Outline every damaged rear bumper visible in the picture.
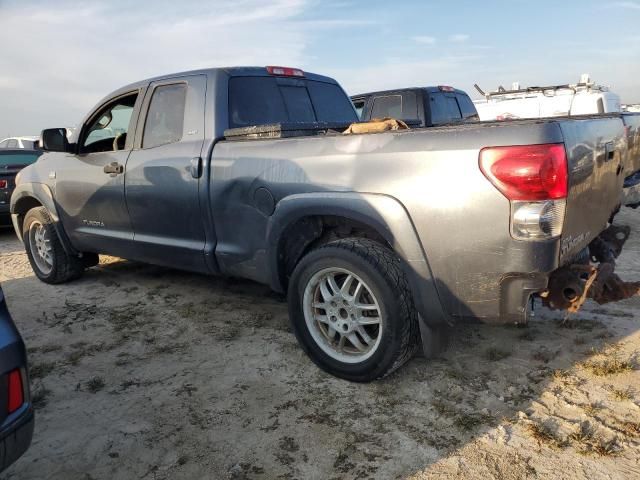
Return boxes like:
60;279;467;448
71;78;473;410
542;224;640;312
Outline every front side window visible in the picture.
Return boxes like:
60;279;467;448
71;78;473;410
142;84;187;149
7;139;18;148
82;93;138;153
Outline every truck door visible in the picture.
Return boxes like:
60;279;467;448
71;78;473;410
54;90;144;255
124;75;208;272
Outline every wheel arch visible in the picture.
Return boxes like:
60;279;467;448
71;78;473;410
10;183;78;255
266;192;449;330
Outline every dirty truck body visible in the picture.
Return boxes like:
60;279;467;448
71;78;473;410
10;67;635;381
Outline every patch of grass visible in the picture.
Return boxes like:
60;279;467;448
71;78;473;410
569;421;595;443
518;330;536;341
532;348;556;363
278;436;300;453
556;318;604;331
40;344;63;354
621;422;640;437
31;386;51;409
590;438;621;457
581;356;634;376
608;386;634;401
583;402;604;416
574;336;587;346
526;422;567;449
431;399;457;418
568;421;622;456
65;342;106;366
485;347;511;362
86;376;105;393
453;412;494;432
30;361;56;379
153;342;188;355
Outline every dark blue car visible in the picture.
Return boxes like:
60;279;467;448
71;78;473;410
0;149;43;225
0;286;33;472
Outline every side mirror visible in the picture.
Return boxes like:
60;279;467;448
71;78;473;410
41;128;72;153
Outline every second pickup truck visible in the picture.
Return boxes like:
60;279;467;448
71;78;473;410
10;66;639;381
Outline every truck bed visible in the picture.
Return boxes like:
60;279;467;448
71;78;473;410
211;114;626;322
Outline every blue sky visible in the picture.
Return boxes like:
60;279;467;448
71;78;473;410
1;0;639;136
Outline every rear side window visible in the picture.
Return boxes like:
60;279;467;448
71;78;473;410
429;93;462;125
456;94;479;120
228;77;357;128
371;95;402;119
143;84;187;149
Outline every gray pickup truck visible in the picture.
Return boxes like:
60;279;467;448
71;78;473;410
10;66;638;381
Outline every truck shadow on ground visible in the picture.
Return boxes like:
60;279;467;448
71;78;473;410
3;238;639;479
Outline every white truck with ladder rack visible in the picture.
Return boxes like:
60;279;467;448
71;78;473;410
473;74;621;120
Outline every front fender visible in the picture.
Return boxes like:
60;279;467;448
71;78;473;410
10;183;78;255
266;192;449;328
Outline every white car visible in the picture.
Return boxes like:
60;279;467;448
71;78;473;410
0;136;40;150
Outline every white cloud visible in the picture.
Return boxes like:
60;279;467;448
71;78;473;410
610;1;640;9
412;35;436;45
449;34;470;43
0;0;313;135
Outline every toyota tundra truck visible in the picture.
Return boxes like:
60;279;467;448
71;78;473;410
10;66;638;382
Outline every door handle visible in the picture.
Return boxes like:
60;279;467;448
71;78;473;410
103;162;124;176
190;157;203;179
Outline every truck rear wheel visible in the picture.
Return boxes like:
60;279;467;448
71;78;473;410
23;207;85;284
288;238;419;382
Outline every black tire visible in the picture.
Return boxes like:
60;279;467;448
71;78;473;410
22;207;85;284
288;238;420;382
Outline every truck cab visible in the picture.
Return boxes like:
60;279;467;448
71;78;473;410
351;86;479;126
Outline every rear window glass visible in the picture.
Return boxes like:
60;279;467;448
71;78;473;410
371;95;402;119
0;152;41;166
456;94;479;120
228;76;357;128
429;93;462;125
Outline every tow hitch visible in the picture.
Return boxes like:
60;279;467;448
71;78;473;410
542;224;640;312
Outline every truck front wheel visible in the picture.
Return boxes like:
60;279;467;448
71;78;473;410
23;207;85;284
288;238;419;382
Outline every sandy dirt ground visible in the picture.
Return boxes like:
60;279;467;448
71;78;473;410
1;209;640;480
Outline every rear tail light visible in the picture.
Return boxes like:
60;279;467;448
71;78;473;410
0;180;7;189
479;143;568;240
7;369;24;414
266;66;304;77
